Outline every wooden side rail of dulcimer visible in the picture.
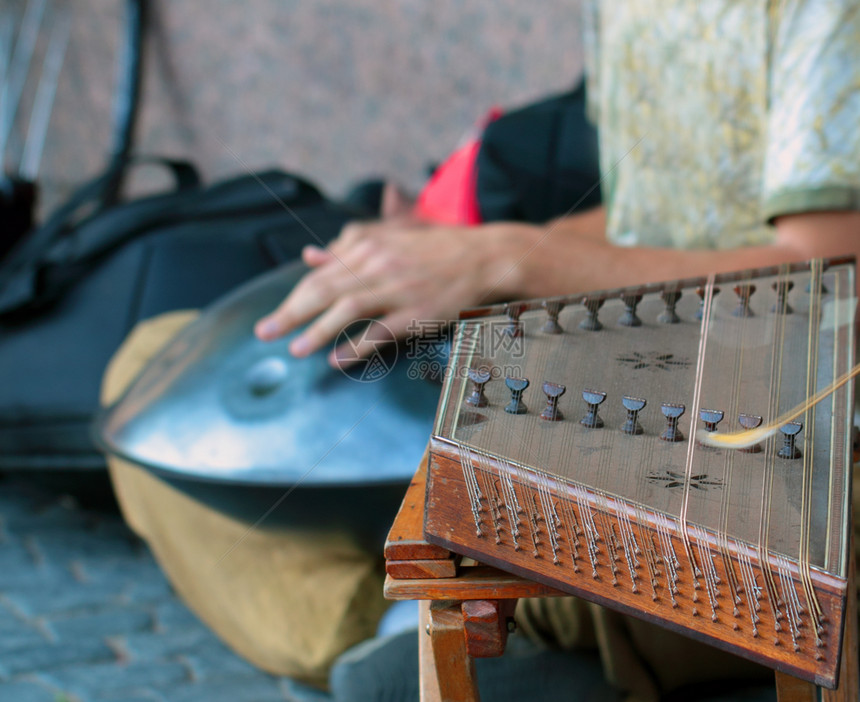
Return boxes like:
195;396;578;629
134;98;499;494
384;452;858;701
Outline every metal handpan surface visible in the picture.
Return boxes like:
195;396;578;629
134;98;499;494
93;262;439;487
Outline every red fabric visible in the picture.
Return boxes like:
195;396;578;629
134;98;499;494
414;107;502;226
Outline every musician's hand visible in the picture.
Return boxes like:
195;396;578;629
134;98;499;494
254;218;535;364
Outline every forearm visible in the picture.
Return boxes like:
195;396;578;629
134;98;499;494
487;210;860;302
256;208;859;357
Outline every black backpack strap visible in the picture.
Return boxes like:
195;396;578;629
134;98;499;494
0;156;200;316
48;168;321;269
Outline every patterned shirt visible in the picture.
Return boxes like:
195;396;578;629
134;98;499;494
582;0;860;250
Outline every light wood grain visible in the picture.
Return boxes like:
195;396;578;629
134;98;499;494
384;451;451;563
430;601;480;702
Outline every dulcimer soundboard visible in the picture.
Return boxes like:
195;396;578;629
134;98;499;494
423;258;856;687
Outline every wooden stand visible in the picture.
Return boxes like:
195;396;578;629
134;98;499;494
384;454;859;702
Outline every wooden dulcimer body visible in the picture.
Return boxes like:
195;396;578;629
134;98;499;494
424;259;856;688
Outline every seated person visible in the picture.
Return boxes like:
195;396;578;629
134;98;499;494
253;1;860;700
106;1;859;699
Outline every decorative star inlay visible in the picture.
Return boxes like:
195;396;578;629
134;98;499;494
575;443;609;458
616;351;691;372
647;470;723;490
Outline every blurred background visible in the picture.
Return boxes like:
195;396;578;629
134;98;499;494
3;0;585;217
0;4;589;701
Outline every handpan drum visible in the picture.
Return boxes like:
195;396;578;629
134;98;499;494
93;263;440;541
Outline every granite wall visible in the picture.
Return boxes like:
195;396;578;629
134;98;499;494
2;0;583;215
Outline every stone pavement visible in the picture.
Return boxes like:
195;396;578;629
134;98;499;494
0;473;332;702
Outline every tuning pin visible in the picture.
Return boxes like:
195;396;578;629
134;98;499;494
738;414;763;453
699;409;724;433
580;389;606;428
694;286;720;321
504;303;525;337
732;284;756;317
771;280;794;314
466;367;491;407
540;382;566;421
777;422;803;460
505;377;530;414
542;300;564;334
660;403;686;442
579;297;604;331
621;396;646;435
618;294;643;327
658;290;682;324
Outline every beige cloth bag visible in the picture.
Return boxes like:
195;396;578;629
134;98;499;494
101;311;388;688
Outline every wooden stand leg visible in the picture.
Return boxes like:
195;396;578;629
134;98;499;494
462;599;517;658
774;672;816;702
422;600;480;702
419;601;443;702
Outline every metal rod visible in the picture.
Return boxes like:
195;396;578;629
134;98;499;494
0;12;15;89
19;6;70;180
0;0;48;170
100;0;147;207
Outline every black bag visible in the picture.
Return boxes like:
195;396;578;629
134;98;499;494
476;81;601;224
0;160;356;471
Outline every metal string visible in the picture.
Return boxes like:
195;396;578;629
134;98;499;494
757;265;789;633
717;276;748;619
679;275;716;583
799;261;824;630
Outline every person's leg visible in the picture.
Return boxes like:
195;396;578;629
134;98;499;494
516;595;774;701
101;311;388;687
330;627;622;702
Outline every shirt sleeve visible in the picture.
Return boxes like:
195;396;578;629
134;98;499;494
580;0;602;127
763;0;860;221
